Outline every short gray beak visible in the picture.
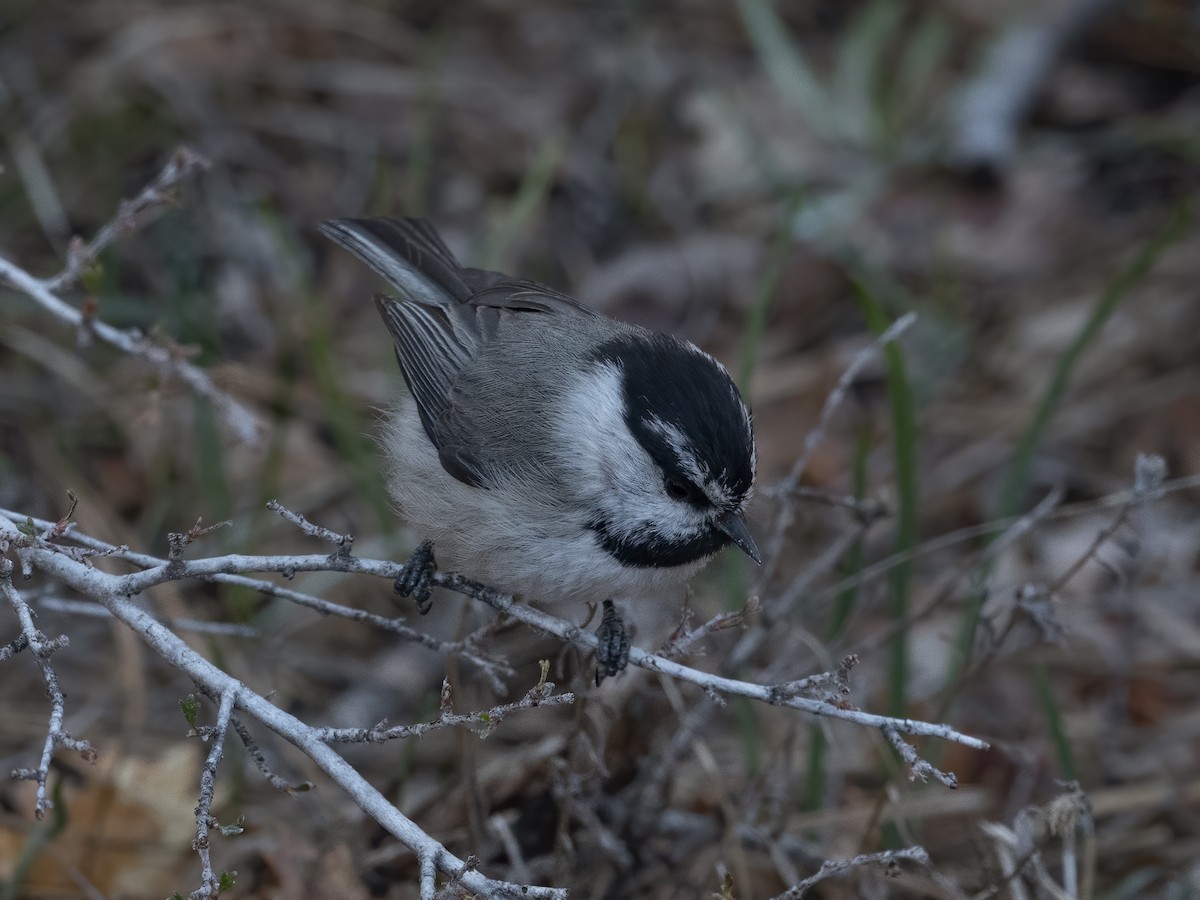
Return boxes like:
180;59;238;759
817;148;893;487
716;511;762;565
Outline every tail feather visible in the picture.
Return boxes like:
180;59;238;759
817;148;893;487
319;217;472;304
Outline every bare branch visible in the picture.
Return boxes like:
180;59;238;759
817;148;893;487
1046;454;1166;597
0;631;31;662
189;686;237;900
34;596;261;638
427;570;988;750
45;147;211;292
4;510;512;689
315;673;574;744
1;515;565;898
267;498;354;560
772;655;857;704
0;488;993;897
229;715;314;795
0;150;262;445
771;846;933;899
4;505;989;757
1;557;96;818
660;596;760;660
883;726;960;790
168;517;233;563
759;311;917;588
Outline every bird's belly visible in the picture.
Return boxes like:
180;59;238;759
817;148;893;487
381;400;708;606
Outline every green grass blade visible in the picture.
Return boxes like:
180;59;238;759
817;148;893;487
945;201;1189;699
734;0;835;140
738;188;802;391
830;426;871;639
193;396;232;523
402;34;447;217
996;204;1189;520
832;0;904;146
803;725;827;812
302;291;395;530
481;132;565;272
850;274;917;718
1035;660;1077;779
891;10;951;132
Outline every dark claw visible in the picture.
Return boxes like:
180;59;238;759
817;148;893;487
394;540;437;614
595;600;630;686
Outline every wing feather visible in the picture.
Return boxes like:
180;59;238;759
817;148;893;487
322;216;600;487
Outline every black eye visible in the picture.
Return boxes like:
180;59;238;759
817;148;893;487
665;478;691;501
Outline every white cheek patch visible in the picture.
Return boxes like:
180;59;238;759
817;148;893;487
553;364;649;498
553;364;708;540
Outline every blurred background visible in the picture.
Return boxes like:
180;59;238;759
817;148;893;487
1;0;1199;897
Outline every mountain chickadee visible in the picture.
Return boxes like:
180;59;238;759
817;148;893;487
320;217;760;679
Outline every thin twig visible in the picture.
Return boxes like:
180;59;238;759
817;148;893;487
430;569;988;750
314;676;574;744
771;846;933;899
45;148;211;292
35;596;261;638
0;516;565;899
758;312;917;590
189;686;238;900
267;499;354;560
1046;454;1166;597
1;558;95;819
660;597;760;660
3;505;989;757
229;716;314;795
5;510;512;688
0;149;261;445
883;726;959;789
808;471;1200;613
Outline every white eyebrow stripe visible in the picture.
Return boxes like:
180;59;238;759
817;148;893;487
645;415;739;507
685;340;757;495
645;416;705;483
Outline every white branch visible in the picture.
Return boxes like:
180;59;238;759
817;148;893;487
0;515;565;899
3;510;512;690
0;149;262;445
1;557;95;819
771;846;933;899
1;488;991;895
189;687;237;900
4;507;990;751
314;675;573;744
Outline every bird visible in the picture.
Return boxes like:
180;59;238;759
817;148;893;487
320;217;760;680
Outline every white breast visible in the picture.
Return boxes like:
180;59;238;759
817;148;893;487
379;396;704;608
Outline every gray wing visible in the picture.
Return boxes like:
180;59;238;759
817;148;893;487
320;216;599;486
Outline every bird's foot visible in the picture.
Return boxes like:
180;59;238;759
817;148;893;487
394;540;437;614
595;600;630;686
